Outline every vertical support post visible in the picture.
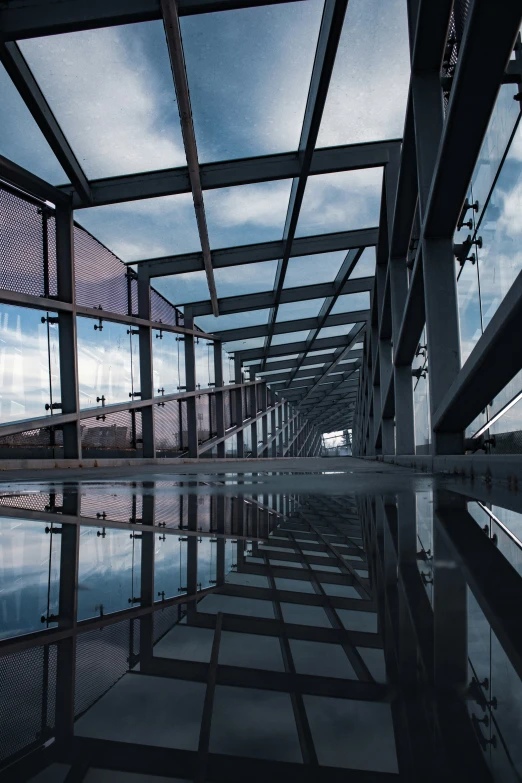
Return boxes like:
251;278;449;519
139;482;155;671
249;384;258;457
137;268;155;458
234;355;244;458
184;307;198;458
55;202;81;459
186;493;199;622
55;488;80;743
412;70;462;455
213;341;225;458
271;403;277;458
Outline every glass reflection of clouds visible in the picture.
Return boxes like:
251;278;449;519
77;316;139;409
0;303;60;425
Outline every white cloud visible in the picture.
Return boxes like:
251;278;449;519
19;24;186;178
205;181;292;228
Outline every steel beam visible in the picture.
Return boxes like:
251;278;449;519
213;309;369;343
0;44;91;203
261;0;349;366
161;0;218;316
60;141;398;208
188;275;372;316
135;228;379;277
0;0;309;41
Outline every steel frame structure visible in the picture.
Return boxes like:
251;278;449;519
351;0;522;469
3;0;521;458
0;0;400;452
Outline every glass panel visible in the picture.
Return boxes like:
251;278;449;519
271;330;310;346
0;303;61;424
0;63;68;184
77;527;141;620
204;180;292;248
330;292;370;314
474;129;522;333
266;353;299;362
155;534;186;600
317;0;409;147
180;1;323;162
351;247;376;278
413;328;430;454
416;491;433;605
153;329;186;395
197;309;271;334
0;518;61;639
316;324;357;340
214;261;278;298
153;271;209;307
295;169;382;237
77;316;138;408
276;299;325;321
198;537;217;591
195;337;215;390
472;84;521;227
77;194;201;263
226;433;238;457
223;337;266;353
491;630;522;780
284;251;347;288
19;22;185;178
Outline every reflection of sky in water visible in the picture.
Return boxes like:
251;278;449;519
0;505;240;639
0;518;61;639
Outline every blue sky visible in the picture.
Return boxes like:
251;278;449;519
1;0;410;345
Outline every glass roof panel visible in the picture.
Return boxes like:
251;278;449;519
197;309;271;334
214;261;278;298
76;194;200;262
295;169;382;237
258;368;289;376
276;299;325;321
271;330;310;346
223;337;266;352
317;0;410;147
205;180;292;248
317;324;356;340
0;63;68;184
284;251;347;288
330;292;370;314
19;22;186;179
180;1;323;163
153;271;208;306
351;248;376;278
306;347;338;356
266;354;299;363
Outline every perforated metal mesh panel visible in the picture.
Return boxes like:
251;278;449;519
0;426;62;450
153;605;179;643
224;390;233;430
0;185;58;298
196;395;211;443
0;644;57;765
151;288;178;327
154;490;182;528
80;491;142;523
154;399;183;454
490;431;522;454
210;394;217;438
74;225;129;315
75;620;131;716
81;409;142;452
0;491;52;512
181;400;188;450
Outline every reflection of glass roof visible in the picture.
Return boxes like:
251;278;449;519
2;0;410;426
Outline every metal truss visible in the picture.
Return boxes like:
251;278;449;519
352;0;522;464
